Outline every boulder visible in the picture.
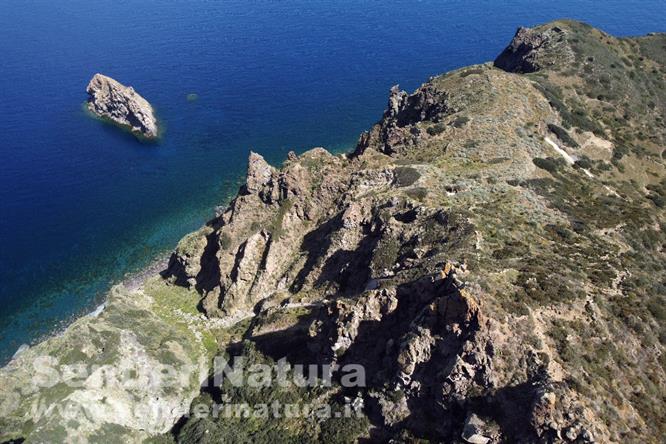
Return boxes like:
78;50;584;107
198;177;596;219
462;413;491;444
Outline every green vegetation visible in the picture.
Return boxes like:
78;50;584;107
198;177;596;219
145;277;218;358
88;424;136;444
532;157;564;173
269;199;293;240
573;156;593;170
646;178;666;208
426;122;446;136
533;81;604;135
451;115;470;128
318;414;371;444
220;232;232;250
372;237;401;271
176;341;369;443
405;187;428;202
547;123;579;148
531;23;666;173
175;226;213;258
460;67;485;77
393;166;421;187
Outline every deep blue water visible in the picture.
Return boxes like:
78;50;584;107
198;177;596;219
0;0;664;364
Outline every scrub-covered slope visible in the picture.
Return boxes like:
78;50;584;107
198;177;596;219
168;21;666;443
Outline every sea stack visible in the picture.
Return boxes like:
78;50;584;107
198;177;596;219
86;73;159;140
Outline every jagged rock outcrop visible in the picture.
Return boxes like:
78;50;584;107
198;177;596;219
462;413;493;444
164;147;359;317
164;30;662;439
244;151;277;196
86;73;159;139
493;25;576;73
355;83;449;156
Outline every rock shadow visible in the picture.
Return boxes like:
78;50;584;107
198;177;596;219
289;213;343;293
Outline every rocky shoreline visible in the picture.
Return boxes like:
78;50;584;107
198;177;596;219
6;253;172;365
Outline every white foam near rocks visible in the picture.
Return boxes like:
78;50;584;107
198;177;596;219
11;344;29;361
89;303;106;318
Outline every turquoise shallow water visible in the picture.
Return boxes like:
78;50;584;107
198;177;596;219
0;0;664;364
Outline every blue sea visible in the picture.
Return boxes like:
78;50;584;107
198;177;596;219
0;0;664;364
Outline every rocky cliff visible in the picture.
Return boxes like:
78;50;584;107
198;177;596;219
167;20;666;443
86;73;159;140
1;20;665;443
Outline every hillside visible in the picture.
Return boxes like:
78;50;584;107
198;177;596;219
1;20;665;443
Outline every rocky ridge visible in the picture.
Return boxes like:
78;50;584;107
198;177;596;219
1;20;664;443
86;73;159;140
494;25;576;73
167;20;666;443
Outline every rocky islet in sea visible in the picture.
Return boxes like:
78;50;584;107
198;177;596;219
86;73;159;140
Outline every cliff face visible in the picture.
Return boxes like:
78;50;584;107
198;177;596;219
1;20;665;443
86;73;159;139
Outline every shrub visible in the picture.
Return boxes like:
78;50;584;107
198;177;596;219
318;413;370;444
648;193;665;208
612;145;629;162
426;123;446;136
535;82;604;135
372;238;401;271
269;199;293;239
393;166;421;187
533;157;562;173
517;266;581;305
547;124;580;148
220;232;232;250
574;156;593;169
647;296;666;322
451;115;470;128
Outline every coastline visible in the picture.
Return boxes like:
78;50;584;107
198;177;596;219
0;239;215;441
121;254;170;292
6;249;172;365
1;18;664;442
